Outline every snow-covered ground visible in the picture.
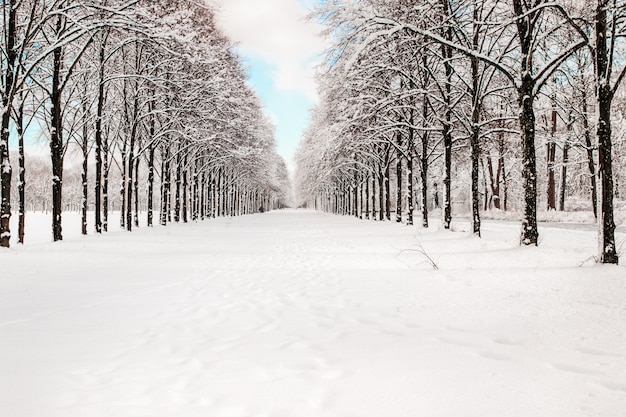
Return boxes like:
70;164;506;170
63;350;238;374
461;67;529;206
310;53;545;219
1;210;625;417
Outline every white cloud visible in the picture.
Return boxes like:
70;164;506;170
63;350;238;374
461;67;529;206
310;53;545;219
213;0;326;101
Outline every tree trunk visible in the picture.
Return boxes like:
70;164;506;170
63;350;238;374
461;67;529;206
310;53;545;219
17;99;25;244
50;23;64;242
396;132;403;223
581;90;598;218
470;128;481;237
559;119;571;212
81;91;89;236
378;169;384;221
519;80;539;245
120;137;127;229
126;113;137;232
499;137;508;211
406;106;415;226
193;158;199;221
174;144;182;222
385;162;391;221
133;145;139;228
0;0;17;248
160;144;169;226
594;0;618;264
182;154;188;223
514;0;539;246
147;142;155;227
94;31;108;234
546;97;557;211
103;134;110;232
421;93;430;228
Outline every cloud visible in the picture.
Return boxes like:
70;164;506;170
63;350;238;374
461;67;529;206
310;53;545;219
214;0;326;101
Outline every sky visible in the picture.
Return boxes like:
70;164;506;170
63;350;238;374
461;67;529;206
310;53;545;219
213;0;327;169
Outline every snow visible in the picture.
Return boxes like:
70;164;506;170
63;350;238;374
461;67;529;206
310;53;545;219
1;209;626;417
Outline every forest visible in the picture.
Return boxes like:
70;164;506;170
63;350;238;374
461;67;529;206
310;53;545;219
294;0;626;264
0;0;292;248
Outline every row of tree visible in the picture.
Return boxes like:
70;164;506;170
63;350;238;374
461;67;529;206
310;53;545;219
295;0;625;264
1;0;291;247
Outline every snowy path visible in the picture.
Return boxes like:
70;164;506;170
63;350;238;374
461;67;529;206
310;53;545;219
1;210;625;417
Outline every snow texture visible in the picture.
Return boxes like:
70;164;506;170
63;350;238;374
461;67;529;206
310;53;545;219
1;210;625;417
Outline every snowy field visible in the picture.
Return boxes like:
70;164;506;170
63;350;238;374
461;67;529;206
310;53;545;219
1;210;625;417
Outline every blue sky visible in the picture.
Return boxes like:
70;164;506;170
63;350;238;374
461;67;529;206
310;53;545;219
215;0;326;170
243;58;314;164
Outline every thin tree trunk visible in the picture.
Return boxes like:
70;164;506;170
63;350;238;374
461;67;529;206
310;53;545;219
81;89;89;236
17;99;25;244
547;96;557;211
378;169;384;221
365;172;370;219
421;91;430;228
133;145;139;228
50;19;64;242
559;118;571;212
147;142;155;227
396;132;403;223
94;31;108;234
385;162;391;221
160;144;169;226
120;138;127;229
182;154;188;223
103;135;110;232
581;90;598;218
174;144;181;222
441;0;453;230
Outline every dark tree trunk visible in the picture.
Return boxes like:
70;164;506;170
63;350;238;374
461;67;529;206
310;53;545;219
133;144;139;228
103;135;110;232
469;22;481;236
487;157;502;209
370;175;375;220
182;154;188;223
421;93;430;228
385;162;391;221
441;0;453;230
594;0;618;264
407;107;415;226
0;0;17;248
17;100;25;244
519;81;538;245
201;170;206;220
126;103;138;231
559;119;571;212
365;171;370;220
174;144;182;222
147;142;155;227
581;91;598;218
499;138;508;211
378;169;384;221
50;22;64;242
120;138;127;229
546;98;557;211
470;129;481;237
94;31;108;234
81;92;89;236
396;132;403;223
193;158;199;221
514;0;539;246
160;144;169;226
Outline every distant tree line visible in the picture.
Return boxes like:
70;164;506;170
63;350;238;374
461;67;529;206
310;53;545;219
1;0;291;247
295;0;626;264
